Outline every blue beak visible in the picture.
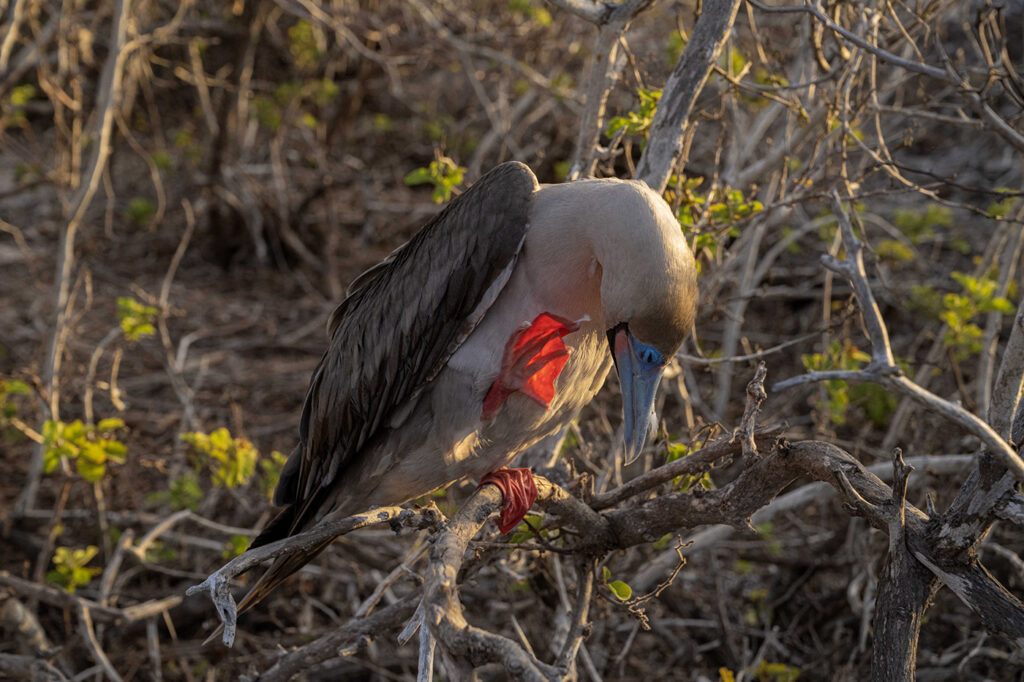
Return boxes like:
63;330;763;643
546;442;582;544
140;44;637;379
610;327;666;465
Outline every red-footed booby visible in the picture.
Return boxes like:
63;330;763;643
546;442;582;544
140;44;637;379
238;161;697;614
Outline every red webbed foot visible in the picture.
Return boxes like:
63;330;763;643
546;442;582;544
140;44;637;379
478;467;538;534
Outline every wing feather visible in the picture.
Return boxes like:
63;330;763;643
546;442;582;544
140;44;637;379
273;161;537;526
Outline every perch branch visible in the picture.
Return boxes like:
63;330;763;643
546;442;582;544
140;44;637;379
589;424;785;510
418;484;561;680
739;362;768;460
187;505;443;647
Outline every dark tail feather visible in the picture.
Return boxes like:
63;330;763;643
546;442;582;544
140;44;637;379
236;537;334;615
202;537;334;646
239;492;336;616
248;503;298;550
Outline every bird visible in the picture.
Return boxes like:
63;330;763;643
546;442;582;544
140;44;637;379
234;161;698;617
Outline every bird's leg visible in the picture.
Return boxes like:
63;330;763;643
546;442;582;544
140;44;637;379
478;467;538;534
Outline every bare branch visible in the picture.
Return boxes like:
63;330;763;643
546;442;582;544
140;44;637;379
256;596;419;682
419;484;560;680
187;505;443;647
635;0;743;192
739;362;768;460
20;0;134;513
589;424;785;510
774;191;1024;482
566;0;658;178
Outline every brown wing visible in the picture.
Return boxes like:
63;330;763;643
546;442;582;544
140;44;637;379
256;161;537;543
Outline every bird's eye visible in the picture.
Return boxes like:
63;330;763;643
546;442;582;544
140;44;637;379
637;343;663;368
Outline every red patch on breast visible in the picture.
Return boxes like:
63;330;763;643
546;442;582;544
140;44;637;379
481;312;581;420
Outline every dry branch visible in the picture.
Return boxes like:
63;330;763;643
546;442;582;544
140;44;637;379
635;0;743;192
188;505;443;647
773;191;1024;482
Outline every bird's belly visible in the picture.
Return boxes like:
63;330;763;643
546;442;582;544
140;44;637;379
464;326;611;476
342;326;610;513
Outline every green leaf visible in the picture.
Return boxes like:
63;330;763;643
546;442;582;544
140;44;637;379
608;580;632;601
97;418;125;432
181;427;258;488
10;84;37;107
404;168;432;185
48;545;101;593
117;297;158;341
259;450;289;500
126;197;155;227
168;472;203;511
222;534;250;559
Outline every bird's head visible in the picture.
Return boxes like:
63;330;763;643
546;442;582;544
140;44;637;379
593;181;698;464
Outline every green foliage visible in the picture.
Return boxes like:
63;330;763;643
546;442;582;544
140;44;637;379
181;428;258;488
801;341;870;426
601;565;633;601
126;197;155;227
676;471;713;493
288;20;320;70
755;661;801;681
754;521;782;556
117;297;158;341
222;534;250;559
937;272;1015;360
151;149;173;171
987;188;1016;219
173;472;203;511
252;78;338;133
172;126;203;166
754;67;790;88
707;188;764;223
508;0;552;26
733;559;753;574
420;113;455;142
371;113;394;132
606;87;661;139
404;157;466;203
1;83;37;131
47;546;102;593
652;533;673;550
143;540;177;563
507;514;546;543
851;382;898;426
608;580;632;601
875;239;914;263
802;341;900;426
909;284;943;318
893;205;952;243
670;175;763;272
259;450;289;500
665;442;690;462
728;47;747;75
145;470;203;512
42;418;127;483
9;83;36;106
672;177;763;231
667;32;686;65
0;378;30;420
